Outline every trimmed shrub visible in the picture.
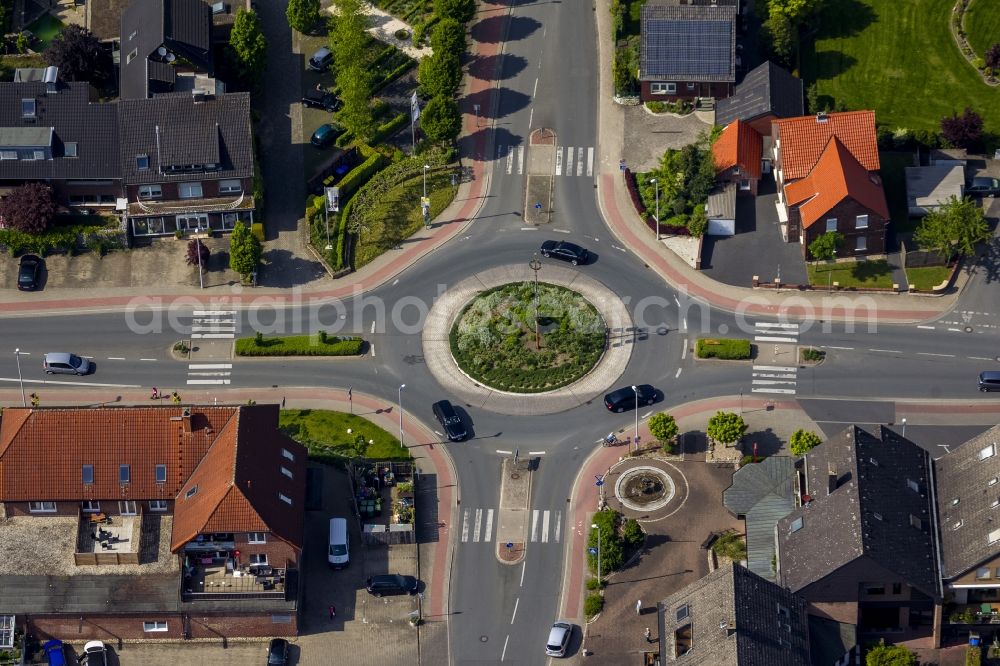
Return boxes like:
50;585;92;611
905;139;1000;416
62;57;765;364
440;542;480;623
585;577;605;590
584;593;604;618
235;334;364;356
696;338;751;360
370;112;408;144
711;531;747;561
622;518;644;548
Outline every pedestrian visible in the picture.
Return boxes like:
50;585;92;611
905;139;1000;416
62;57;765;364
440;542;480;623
329;605;336;620
636;599;642;615
645;627;652;643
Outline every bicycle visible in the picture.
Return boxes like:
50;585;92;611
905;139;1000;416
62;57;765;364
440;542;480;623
603;433;625;447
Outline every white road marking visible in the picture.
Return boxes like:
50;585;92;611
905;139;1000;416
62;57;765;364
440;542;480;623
370;344;375;357
0;377;141;388
392;279;399;285
520;227;539;231
948;328;962;332
552;228;571;234
517;146;524;175
461;509;470;543
193;310;236;316
823;346;854;350
186;379;232;385
681;344;687;360
485;509;494;542
916;325;935;330
554;511;562;543
641;411;653;418
510;597;519;624
753;372;798;379
140;358;157;362
473;508;483;542
532;77;538;97
506;147;513;174
754;322;799;330
675;368;682;378
496;449;513;455
917;352;955;358
752;365;797;372
751;387;797;394
433;431;444;437
370;320;376;334
869;349;902;353
566;147;574;175
673;296;680;307
752;379;797;386
188;363;233;369
576;147;584;176
107;357;126;360
611;245;626;253
682;319;687;331
969;356;992;361
555;147;563;176
527;108;533;128
541;510;551;543
501;635;510;662
754;335;798;343
531;510;539;542
528;451;546;455
520;561;526;587
586;147;594;177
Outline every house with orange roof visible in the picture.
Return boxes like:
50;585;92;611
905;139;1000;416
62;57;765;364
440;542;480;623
0;404;307;641
772;110;889;259
713;119;763;196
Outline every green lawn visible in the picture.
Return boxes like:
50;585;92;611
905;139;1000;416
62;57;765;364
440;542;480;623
235;334;364;356
279;409;413;461
905;264;952;290
801;0;1000;142
807;260;894;289
27;14;64;50
965;0;1000;57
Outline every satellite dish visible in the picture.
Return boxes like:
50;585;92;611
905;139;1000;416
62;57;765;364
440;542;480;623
166;53;176;63
157;46;167;57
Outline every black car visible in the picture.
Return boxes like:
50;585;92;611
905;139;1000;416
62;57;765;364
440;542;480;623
967;177;1000;196
604;384;657;412
311;123;345;149
432;399;467;441
266;638;289;666
366;573;419;597
540;240;589;265
17;254;41;290
302;89;343;112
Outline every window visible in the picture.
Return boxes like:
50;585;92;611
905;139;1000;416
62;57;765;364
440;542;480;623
185;485;198;499
119;464;131;484
281;466;293;479
149;500;168;512
0;151;16;160
82;501;100;512
952;497;960;506
872;512;883;521
978;568;992;580
129;29;137;40
739;179;750;190
138;184;162;199
24;151;43;161
869;457;879;467
686;82;695;90
993;477;1000;486
865;585;885;595
28;501;56;512
907;478;919;492
892;583;902;595
675;605;689;622
248;532;266;544
991;529;1000;544
909;514;922;530
21;99;35;118
142;621;168;632
992;498;1000;509
954;519;964;530
155;464;167;483
126;48;138;64
856;236;867;251
789;517;803;533
218;179;242;194
178;182;203;199
282;448;295;462
981;443;997;460
825;218;837;232
136;154;149;170
855;214;869;229
279;493;292;505
777;604;790;619
650;82;676;95
249;553;268;564
64;142;78;158
120;500;137;515
82;464;94;484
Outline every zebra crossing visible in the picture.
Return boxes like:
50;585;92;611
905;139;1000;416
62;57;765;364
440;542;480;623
494;145;595;177
459;508;562;545
751;322;799;395
186;310;236;385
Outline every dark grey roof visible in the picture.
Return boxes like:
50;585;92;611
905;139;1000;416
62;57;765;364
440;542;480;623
706;182;736;220
935;424;1000;580
807;615;856;666
716;61;804;127
117;91;253;185
120;0;213;100
724;456;796;580
656;563;811;665
640;4;736;82
776;426;939;598
0;82;120;180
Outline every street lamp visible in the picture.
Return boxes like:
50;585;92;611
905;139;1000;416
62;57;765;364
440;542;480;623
901;418;907;438
632;385;639;452
422;164;431;229
649;178;660;240
14;348;25;407
398;384;406;448
591;522;602;584
529;253;542;349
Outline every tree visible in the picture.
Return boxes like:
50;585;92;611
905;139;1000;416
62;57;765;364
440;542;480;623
765;0;823;24
338;70;376;140
44;25;113;87
0;182;57;235
286;0;322;34
789;429;822;456
706;411;747;447
940;107;984;151
431;18;467;56
808;231;844;260
331;0;375;140
418;52;462;99
229;8;268;86
763;12;796;67
420;95;462;144
865;642;917;666
914;195;990;259
648;413;679;443
186;239;210;266
434;0;476;23
985;43;1000;70
229;221;261;278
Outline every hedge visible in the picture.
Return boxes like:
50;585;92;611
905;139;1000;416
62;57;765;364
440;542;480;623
370;112;408;145
0;219;125;257
370;59;416;96
235;334;365;356
336;144;388;200
696;338;752;360
584;593;604;618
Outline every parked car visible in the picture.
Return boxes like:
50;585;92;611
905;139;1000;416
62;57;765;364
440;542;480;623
604;384;657;412
366;573;419;597
311;123;345;149
266;638;289;666
432;399;467;441
540;240;589;265
43;352;91;375
301;89;343;112
308;46;333;71
80;641;107;666
966;177;1000;196
17;253;41;290
545;621;573;657
43;640;66;666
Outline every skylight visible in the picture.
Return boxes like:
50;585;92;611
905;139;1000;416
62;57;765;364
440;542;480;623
21;99;35;118
82;464;94;485
790;517;803;533
185;485;198;499
990;528;1000;544
981;443;996;460
136;154;149;170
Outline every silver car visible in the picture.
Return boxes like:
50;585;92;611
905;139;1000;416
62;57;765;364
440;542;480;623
43;352;91;375
545;620;573;657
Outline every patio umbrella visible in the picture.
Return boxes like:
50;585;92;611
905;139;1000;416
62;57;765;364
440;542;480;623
981;603;992;614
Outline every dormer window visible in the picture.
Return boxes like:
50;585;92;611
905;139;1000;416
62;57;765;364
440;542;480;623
21;99;35;118
185;485;198;499
136;154;149;170
64;142;77;158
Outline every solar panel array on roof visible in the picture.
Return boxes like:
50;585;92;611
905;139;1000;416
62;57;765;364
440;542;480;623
640;4;736;82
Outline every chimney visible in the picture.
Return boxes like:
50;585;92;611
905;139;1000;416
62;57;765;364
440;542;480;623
827;463;837;494
182;408;192;433
816;111;829;123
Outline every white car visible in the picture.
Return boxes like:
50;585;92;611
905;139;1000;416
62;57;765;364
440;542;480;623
81;641;107;666
545;621;573;657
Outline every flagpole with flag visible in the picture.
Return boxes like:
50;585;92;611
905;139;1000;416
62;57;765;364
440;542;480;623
410;91;420;154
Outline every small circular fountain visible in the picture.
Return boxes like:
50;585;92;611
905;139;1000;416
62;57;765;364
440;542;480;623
614;466;675;511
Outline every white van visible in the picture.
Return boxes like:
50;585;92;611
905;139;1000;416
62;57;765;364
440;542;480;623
328;518;350;568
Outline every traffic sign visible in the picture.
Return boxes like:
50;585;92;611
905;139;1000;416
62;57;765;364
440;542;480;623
595;480;604;487
619;159;626;172
505;542;513;549
534;202;542;211
588;547;598;555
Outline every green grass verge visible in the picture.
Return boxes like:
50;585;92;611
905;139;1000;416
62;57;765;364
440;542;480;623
965;0;1000;57
807;260;894;288
801;0;1000;141
235;334;364;356
27;14;65;49
279;409;412;461
906;264;952;290
696;338;751;360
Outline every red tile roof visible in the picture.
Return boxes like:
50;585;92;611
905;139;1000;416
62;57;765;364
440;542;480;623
774;110;880;181
713;119;763;179
784;136;889;230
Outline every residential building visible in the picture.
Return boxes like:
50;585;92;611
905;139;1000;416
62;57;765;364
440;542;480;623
0;404;305;640
772;111;888;258
713;119;763;196
716;61;804;138
656;563;811;665
639;4;736;103
90;0;249;44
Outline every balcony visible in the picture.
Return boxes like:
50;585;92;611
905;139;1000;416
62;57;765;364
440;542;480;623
947;604;1000;625
73;512;141;565
182;561;290;600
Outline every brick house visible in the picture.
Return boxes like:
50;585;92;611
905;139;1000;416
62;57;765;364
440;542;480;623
712;119;762;196
638;3;736;103
0;404;306;641
772;110;889;259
